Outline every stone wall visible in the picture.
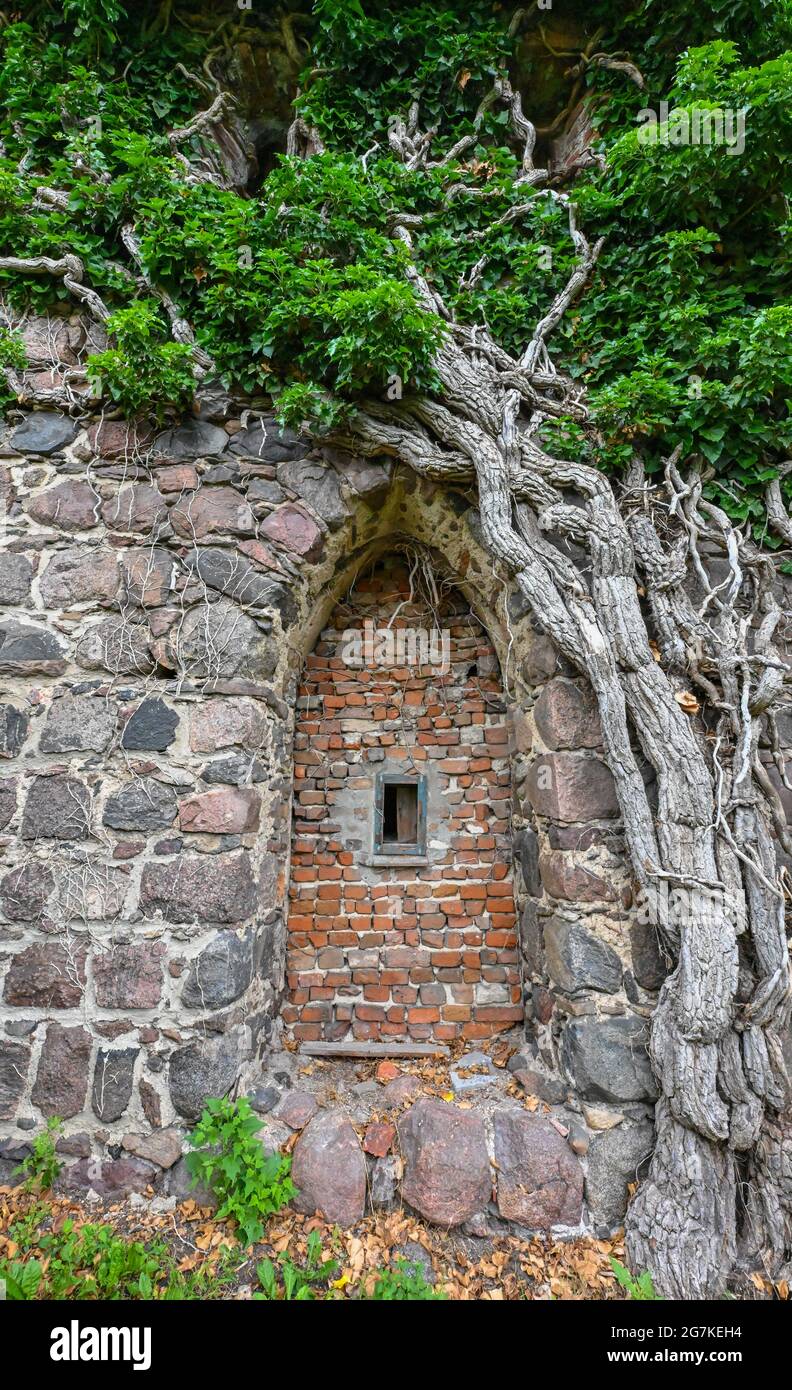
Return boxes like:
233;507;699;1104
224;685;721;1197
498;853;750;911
284;554;522;1045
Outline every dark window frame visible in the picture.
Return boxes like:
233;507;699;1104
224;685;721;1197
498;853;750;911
373;773;427;857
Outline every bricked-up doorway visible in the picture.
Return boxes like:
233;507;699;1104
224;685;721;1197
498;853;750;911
284;552;523;1046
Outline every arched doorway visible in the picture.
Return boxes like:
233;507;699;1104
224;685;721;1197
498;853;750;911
282;549;523;1047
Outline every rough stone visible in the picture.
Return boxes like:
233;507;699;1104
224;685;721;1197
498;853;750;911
12;412;78;454
103;777;177;832
248;1085;280;1115
533;679;602;750
229;419;308;462
0;552;33;604
562;1017;657;1104
141;852;256;924
121;697;178;751
0;618;67;675
543;919;623;994
168;1035;240;1119
92;1047;138;1121
93;942;165;1009
4;942;86;1008
370;1153;399;1209
189;697;266;753
526;753;619;822
538;852;618;903
0;703;28;758
170;486;254;539
278;458;349;529
513;827;541;896
382;1073;422;1106
273;1089;319;1130
101;484;168;535
40;693;116;753
57;1156;157;1198
176;600;276;681
0;1041;30;1120
449;1051;497;1094
154;419;229;460
87;417;156;459
0;860;55;920
259;503;324;560
178;786;260;834
493;1109;584;1229
362;1121;396;1157
0;777;16;830
256;1118;292;1156
120;548;173;607
292;1111;367;1228
187;546;287;613
39;548;119;607
122;1129;182;1169
585;1122;655;1230
512;1066;568;1106
75;616;153;676
328;452;392;506
181;928;254;1008
398;1098;491;1227
32;1023;91;1118
21;774;91;839
629;919;669;992
166;1155;216;1207
27;480;99;530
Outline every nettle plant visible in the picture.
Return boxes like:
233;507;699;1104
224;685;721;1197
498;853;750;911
1;0;792;1301
186;1096;296;1246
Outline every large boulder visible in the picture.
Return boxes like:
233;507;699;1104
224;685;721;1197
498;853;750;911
291;1111;366;1228
398;1098;491;1227
493;1109;583;1229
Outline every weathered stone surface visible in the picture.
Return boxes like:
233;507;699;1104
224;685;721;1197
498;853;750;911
170;486;254;539
101;485;168;534
178;787;260;834
292;1111;367;1227
512;1065;568;1105
248;1085;280;1115
278;458;349;529
187;546;286;612
103;777;177;831
259;503;323;560
0;860;54;919
201;754;266;785
370;1154;399;1209
120;547;173;607
562;1017;657;1103
363;1121;396;1157
629;919;669;992
398;1098;491;1227
40;693;116;753
87;417;156;459
0;777;16;830
0;618;67;674
0;703;28;758
189;697;266;752
526;754;619;822
166;1155;216;1207
122;1129;182;1169
57;1156;157;1198
32;1023;91;1118
21;774;91;839
181;928;254;1008
141;852;255;924
177;600;276;681
327;451;392;505
493;1110;584;1229
27;480;99;530
533;679;602;750
382;1073;422;1106
93;942;165;1009
92;1046;138;1121
0;1041;30;1120
139;1078;162;1128
521;633;558;684
75;616;153;675
543;919;623;994
168;1035;240;1119
39;547;119;607
274;1089;319;1131
121;697;178;751
12;411;78;454
229;419;308;462
154;419;229;460
4;942;86;1008
538;852;618;903
513;826;541;896
59;865;127;922
0;552;33;604
585;1122;654;1230
19;315;81;365
256;1118;292;1156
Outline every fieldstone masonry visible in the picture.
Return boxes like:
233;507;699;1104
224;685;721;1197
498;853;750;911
0;311;789;1237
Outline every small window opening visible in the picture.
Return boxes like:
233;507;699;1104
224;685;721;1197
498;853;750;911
374;775;426;856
